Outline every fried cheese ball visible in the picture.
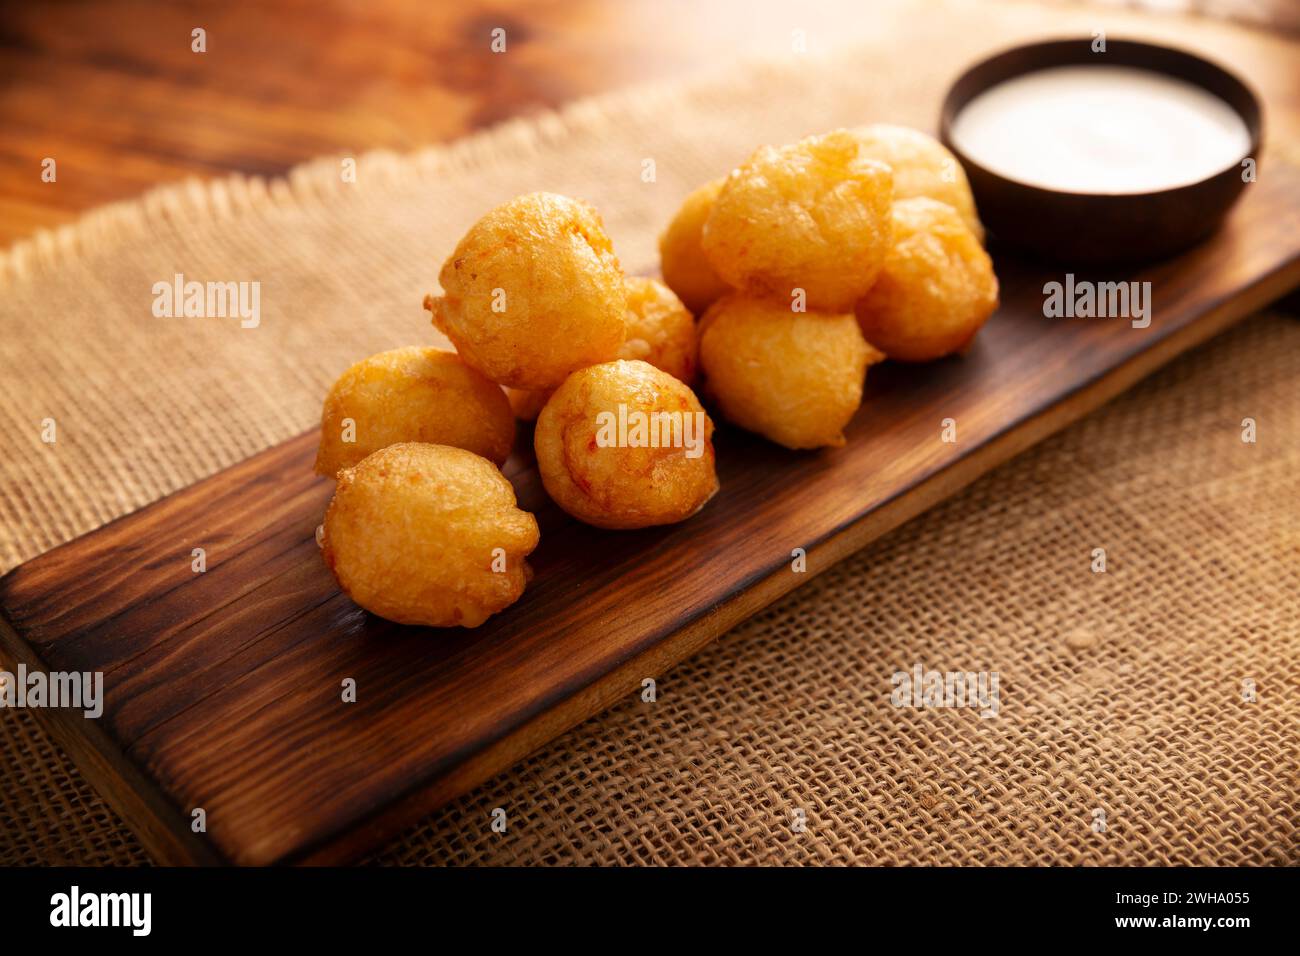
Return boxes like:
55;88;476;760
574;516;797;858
701;130;894;311
506;386;551;422
505;277;698;422
425;192;627;390
658;178;732;314
321;443;539;627
620;276;697;384
534;360;718;529
850;123;985;242
315;347;514;477
699;293;878;450
854;198;999;363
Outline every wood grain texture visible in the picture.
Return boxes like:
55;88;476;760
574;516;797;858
0;0;911;247
4;0;1300;248
3;162;1299;865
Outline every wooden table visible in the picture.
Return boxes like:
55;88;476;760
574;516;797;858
7;0;1295;250
0;0;890;246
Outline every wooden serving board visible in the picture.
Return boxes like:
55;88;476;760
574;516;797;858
4;164;1300;865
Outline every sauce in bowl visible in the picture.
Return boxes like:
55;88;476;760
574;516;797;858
949;65;1251;194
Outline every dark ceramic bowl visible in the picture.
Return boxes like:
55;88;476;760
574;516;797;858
938;38;1262;265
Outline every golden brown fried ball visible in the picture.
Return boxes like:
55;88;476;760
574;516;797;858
849;123;985;242
701;130;894;311
658;178;731;314
504;277;698;422
321;443;539;627
534;360;718;529
315;346;514;477
621;276;697;385
854;198;998;363
505;386;550;422
425;192;627;390
699;293;878;450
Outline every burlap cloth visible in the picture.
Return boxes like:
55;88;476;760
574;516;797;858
2;0;1297;865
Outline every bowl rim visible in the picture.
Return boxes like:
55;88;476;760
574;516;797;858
937;36;1264;202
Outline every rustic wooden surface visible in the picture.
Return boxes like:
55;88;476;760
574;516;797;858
5;0;1299;248
0;0;897;246
3;161;1298;865
4;0;1300;866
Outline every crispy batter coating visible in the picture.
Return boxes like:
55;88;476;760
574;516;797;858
658;178;732;314
620;276;698;385
854;198;998;362
534;360;718;529
699;293;878;449
701;130;894;311
425;192;627;390
314;347;514;477
321;443;539;627
850;124;985;242
505;277;698;422
506;386;550;422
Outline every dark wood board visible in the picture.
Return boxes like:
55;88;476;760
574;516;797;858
3;164;1300;865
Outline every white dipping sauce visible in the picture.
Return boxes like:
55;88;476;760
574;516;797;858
949;65;1251;194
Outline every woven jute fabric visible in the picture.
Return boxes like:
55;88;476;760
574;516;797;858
1;0;1297;865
